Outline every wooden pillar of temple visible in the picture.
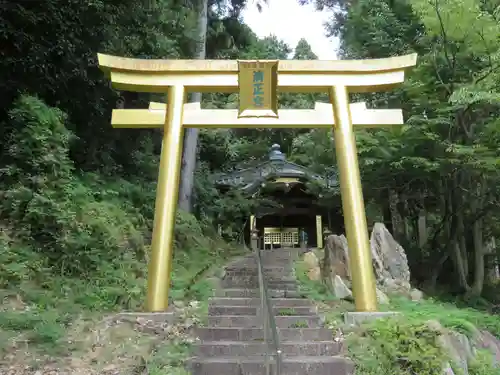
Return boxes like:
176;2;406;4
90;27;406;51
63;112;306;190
316;215;323;248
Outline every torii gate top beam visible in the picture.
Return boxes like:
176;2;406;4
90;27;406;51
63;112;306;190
97;53;417;94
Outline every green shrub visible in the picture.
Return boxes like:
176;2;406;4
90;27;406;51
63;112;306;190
388;297;500;337
348;318;447;375
0;95;245;357
0;95;146;276
0;230;49;287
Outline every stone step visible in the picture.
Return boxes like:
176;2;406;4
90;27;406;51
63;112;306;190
220;280;298;289
208;297;313;308
222;274;296;282
226;261;295;269
225;265;293;272
208;305;316;316
221;277;297;284
222;275;296;282
196;327;333;341
207;315;321;328
216;289;302;298
267;281;298;288
194;340;342;357
233;252;296;259
243;255;296;262
188;355;354;375
230;262;293;269
225;264;293;271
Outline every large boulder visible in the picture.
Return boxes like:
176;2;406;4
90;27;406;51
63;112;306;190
303;251;321;281
370;222;411;292
325;234;350;279
426;320;500;374
324;222;413;297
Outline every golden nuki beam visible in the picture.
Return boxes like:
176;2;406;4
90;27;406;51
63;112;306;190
110;102;404;129
97;53;417;313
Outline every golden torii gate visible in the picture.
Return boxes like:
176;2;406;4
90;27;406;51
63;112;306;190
98;54;417;313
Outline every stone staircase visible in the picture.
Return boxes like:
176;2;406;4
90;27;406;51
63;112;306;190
189;249;354;375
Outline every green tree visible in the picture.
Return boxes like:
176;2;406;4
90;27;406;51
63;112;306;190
293;38;318;59
302;0;500;296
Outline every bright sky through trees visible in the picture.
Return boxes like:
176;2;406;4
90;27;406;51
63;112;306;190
242;0;339;60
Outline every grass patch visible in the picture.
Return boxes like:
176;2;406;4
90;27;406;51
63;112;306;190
0;215;244;372
290;321;309;328
145;340;192;375
384;297;500;337
294;256;500;337
277;308;296;316
347;317;447;375
293;257;500;375
294;259;338;302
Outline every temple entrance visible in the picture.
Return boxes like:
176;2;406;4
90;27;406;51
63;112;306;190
256;213;319;248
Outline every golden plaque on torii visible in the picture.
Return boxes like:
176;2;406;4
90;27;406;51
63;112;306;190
237;60;278;118
97;53;417;313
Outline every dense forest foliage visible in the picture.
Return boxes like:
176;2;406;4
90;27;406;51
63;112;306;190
0;0;499;313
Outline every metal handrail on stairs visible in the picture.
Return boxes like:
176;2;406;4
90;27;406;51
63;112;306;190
254;237;282;375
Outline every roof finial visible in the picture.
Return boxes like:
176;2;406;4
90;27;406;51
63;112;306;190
269;144;285;161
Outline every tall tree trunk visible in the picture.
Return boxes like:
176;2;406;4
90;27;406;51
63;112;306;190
448;187;469;291
470;181;486;297
389;189;404;241
470;215;485;296
402;194;411;243
428;252;449;291
485;237;498;283
177;0;208;212
382;189;394;234
457;212;468;277
417;209;427;249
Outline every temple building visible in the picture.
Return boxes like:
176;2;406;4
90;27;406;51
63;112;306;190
214;144;342;249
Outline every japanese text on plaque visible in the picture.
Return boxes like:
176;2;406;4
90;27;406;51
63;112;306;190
252;70;264;107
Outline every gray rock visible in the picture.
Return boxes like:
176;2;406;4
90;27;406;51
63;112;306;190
333;275;353;300
376;288;390;304
324;223;413;299
473;330;500;365
325;234;350;280
410;288;424;301
443;364;455;374
442;331;473;374
427;320;476;374
370;223;411;290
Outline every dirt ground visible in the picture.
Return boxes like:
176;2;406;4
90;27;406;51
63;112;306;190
0;297;202;375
